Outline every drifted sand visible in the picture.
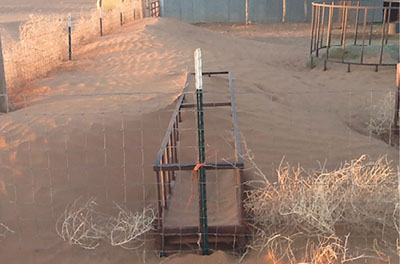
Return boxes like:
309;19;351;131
0;8;398;264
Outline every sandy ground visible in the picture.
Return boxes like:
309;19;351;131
0;1;399;263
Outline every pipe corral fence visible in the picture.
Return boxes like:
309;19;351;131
310;0;400;71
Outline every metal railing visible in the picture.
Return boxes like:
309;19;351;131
310;1;400;71
153;71;245;255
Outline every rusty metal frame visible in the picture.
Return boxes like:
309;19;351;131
310;1;399;71
153;71;245;256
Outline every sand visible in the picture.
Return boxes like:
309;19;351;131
0;1;399;263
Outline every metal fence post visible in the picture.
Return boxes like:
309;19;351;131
68;13;72;60
194;48;209;256
245;0;249;25
392;63;400;137
0;33;8;113
100;8;103;36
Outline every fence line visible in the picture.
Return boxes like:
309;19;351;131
0;1;161;112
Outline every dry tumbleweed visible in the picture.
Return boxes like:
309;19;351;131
56;197;155;250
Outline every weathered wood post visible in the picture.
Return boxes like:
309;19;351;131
0;33;8;113
194;48;209;256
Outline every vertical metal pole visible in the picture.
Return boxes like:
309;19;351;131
68;13;72;61
354;1;360;45
369;10;374;45
392;63;400;135
304;0;308;22
0;33;8;113
315;5;321;57
120;7;123;26
100;8;103;36
379;9;388;65
392;63;400;136
324;4;333;71
342;7;348;50
385;2;392;44
319;4;326;49
194;48;209;256
340;1;346;46
361;8;368;64
310;5;316;56
282;0;287;23
245;0;249;25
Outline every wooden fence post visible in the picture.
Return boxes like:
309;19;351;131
0;33;8;113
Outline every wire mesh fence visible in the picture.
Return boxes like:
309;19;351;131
0;1;147;97
0;70;398;262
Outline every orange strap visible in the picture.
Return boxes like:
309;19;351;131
186;163;206;210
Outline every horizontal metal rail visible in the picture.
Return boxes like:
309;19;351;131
153;161;244;171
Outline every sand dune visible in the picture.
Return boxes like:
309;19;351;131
0;10;398;264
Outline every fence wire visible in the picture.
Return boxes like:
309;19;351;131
0;71;398;262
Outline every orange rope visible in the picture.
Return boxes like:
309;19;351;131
186;163;206;210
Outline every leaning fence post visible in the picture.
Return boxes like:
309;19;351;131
99;8;103;36
194;48;209;256
68;13;72;60
0;34;8;113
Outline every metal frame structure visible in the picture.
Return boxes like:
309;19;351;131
310;1;399;71
153;71;245;256
151;1;161;17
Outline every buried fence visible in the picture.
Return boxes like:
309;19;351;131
310;0;400;72
0;73;398;261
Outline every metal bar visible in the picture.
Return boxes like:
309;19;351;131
385;3;392;44
368;14;373;45
392;63;400;136
319;3;326;49
229;72;243;164
340;1;346;46
68;13;72;61
354;1;360;45
165;144;172;195
0;33;8;113
99;8;103;37
315;5;321;57
154;73;190;167
310;5;316;55
201;71;230;76
154;162;244;171
342;7;348;51
161;225;245;235
181;102;231;108
361;8;368;64
379;9;388;65
324;4;334;71
194;48;209;256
